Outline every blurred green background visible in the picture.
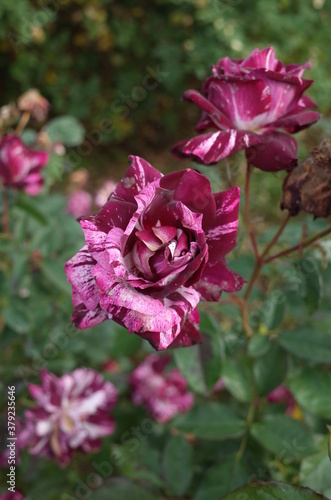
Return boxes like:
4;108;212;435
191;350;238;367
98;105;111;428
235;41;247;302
1;0;331;177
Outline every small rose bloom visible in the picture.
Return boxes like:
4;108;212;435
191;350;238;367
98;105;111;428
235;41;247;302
172;47;320;171
17;368;118;465
65;156;243;351
130;354;193;423
17;89;50;122
67;190;93;218
0;134;49;195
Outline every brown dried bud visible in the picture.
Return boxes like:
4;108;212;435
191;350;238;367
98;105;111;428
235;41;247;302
17;89;50;122
281;139;331;218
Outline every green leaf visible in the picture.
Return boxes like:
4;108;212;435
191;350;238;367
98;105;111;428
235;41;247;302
44;116;85;146
16;196;48;225
263;289;286;330
300;436;331;497
162;434;193;496
173;403;245;440
278;328;331;364
250;414;316;458
222;356;254;402
39;259;71;295
194;457;249;500
248;334;271;357
253;342;287;396
222;481;329;499
295;258;322;314
287;368;331;419
173;345;207;395
86;480;156;500
199;313;222;390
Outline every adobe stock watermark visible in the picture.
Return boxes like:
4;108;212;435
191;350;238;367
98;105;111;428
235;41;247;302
60;418;157;500
48;65;169;181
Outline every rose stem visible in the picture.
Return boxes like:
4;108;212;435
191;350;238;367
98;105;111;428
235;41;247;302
15;111;31;135
235;397;256;464
244;163;259;259
1;184;10;234
264;225;331;264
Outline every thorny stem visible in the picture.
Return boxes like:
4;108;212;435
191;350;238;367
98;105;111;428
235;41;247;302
244;163;259;259
15;111;31;135
264;225;331;263
1;184;10;234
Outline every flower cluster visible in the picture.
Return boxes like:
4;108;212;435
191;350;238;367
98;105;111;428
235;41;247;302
17;368;118;465
172;47;319;171
130;354;194;422
65;155;243;350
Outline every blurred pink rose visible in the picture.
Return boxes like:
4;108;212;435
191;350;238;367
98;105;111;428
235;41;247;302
95;179;118;208
17;368;118;465
0;492;24;500
67;190;93;218
172;47;320;171
130;354;193;423
267;385;296;415
65;156;243;351
0;135;49;195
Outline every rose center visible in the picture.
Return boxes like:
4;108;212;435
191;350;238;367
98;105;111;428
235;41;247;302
132;225;198;281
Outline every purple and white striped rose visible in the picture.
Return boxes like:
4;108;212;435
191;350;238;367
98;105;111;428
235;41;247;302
65;156;243;351
17;368;118;465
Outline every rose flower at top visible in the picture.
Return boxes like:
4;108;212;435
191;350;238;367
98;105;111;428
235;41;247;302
172;47;320;172
65;156;244;351
0;134;49;195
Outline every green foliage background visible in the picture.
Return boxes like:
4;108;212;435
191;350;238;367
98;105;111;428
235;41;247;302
1;0;331;154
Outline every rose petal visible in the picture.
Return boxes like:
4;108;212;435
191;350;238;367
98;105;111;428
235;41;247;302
172;130;261;165
195;258;245;301
246;132;298;172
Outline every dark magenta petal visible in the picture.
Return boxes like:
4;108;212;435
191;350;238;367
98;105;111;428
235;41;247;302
273;110;321;133
183;89;233;129
167;308;201;348
205;77;272;127
246;133;298;172
112;156;162;204
195;258;245;301
172;130;261;165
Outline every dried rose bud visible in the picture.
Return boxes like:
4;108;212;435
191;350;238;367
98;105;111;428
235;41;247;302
281;139;331;218
17;89;50;122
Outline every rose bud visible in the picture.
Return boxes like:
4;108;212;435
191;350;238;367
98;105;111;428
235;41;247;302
172;47;320;171
65;156;244;351
0;134;49;195
130;354;193;423
281;138;331;218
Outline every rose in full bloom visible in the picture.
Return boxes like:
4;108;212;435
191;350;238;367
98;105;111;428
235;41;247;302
17;368;118;465
0;135;49;195
130;354;193;423
172;47;320;171
65;156;243;351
